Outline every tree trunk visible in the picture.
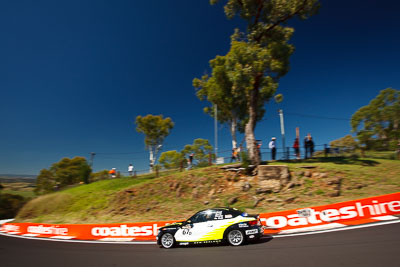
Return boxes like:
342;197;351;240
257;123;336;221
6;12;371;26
245;118;258;164
230;118;238;149
149;147;154;173
149;144;162;173
245;79;261;165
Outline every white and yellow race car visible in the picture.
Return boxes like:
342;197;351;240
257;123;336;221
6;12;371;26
156;208;263;248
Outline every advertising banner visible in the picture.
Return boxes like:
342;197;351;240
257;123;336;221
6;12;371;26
1;192;399;240
259;192;400;234
1;220;178;241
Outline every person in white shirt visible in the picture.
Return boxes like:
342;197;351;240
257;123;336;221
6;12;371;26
128;164;134;177
269;137;277;160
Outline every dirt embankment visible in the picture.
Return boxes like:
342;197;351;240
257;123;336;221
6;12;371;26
105;165;364;222
15;158;400;224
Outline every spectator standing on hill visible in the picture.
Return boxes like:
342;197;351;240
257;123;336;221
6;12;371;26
128;164;134;177
269;137;277;160
230;148;238;163
293;138;300;159
309;137;315;158
256;140;262;161
109;168;116;178
304;135;310;159
187;153;194;170
237;144;242;162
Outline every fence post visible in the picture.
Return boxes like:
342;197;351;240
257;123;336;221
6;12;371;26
324;144;328;157
286;147;290;160
134;171;137;178
208;152;212;166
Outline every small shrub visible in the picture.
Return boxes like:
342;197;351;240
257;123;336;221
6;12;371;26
240;151;250;168
90;170;109;182
304;179;314;188
315;189;325;195
0;193;28;219
196;161;210;168
349;153;360;159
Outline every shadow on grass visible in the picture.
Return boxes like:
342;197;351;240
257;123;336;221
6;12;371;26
274;156;380;166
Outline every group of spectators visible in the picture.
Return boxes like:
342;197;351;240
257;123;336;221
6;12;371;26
269;134;315;160
110;134;318;176
108;163;135;178
228;134;315;163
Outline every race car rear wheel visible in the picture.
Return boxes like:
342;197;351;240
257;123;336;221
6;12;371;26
227;230;244;246
160;233;175;249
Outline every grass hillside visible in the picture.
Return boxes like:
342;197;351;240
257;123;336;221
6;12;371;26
1;182;36;198
15;156;400;224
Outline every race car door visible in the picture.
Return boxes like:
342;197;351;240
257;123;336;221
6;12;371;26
175;210;215;242
204;210;234;240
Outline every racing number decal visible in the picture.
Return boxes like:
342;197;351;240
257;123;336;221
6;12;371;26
214;211;223;220
182;229;192;235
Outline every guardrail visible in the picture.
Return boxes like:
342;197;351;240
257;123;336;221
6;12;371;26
216;145;359;164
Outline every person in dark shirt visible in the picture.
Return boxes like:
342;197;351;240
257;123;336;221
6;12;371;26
304;136;309;159
269;137;277;160
309;137;315;158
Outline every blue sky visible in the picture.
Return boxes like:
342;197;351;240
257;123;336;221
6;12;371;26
1;0;399;175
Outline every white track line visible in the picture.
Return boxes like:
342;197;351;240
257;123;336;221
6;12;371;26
22;234;40;237
371;215;399;221
0;232;157;244
278;223;345;234
0;219;14;224
49;236;76;239
99;237;136;242
1;220;400;244
274;219;400;238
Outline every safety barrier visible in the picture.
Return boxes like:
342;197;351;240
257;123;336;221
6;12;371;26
260;192;400;235
1;192;399;241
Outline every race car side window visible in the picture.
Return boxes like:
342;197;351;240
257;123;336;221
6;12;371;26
191;210;218;222
189;211;208;223
204;210;217;221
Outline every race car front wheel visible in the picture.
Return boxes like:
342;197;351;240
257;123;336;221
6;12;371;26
160;233;175;249
227;230;244;246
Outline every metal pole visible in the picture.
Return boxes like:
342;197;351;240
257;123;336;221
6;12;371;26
89;152;96;168
214;104;218;160
279;109;286;159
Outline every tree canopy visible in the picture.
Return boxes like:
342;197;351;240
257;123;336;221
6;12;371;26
182;139;214;167
159;150;186;169
206;0;320;164
194;55;248;149
0;193;27;219
35;157;92;195
351;88;400;150
135;114;174;171
330;135;357;149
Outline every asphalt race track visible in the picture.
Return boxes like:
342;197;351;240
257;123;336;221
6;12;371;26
1;223;400;267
